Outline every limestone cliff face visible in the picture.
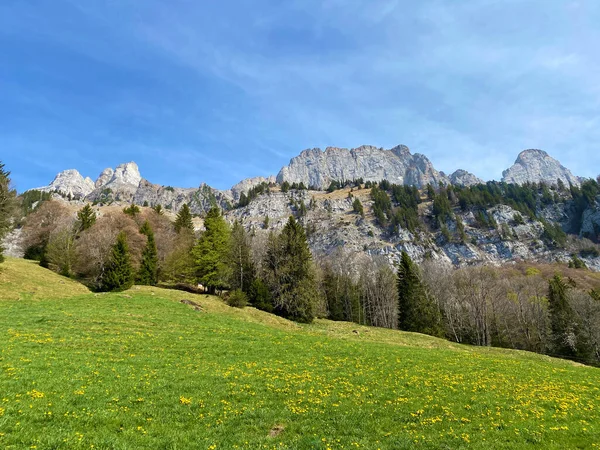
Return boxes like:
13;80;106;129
36;169;95;199
276;145;450;189
501;149;581;187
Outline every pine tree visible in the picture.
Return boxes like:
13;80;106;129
352;197;364;216
264;216;318;323
228;220;254;292
397;251;444;337
174;203;194;233
76;204;96;232
153;204;164;215
0;161;16;262
192;207;230;293
137;221;158;285
548;275;577;358
99;232;134;292
123;204;140;217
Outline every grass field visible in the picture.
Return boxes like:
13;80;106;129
1;259;599;449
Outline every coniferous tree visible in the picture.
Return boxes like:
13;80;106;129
174;203;194;233
123;204;140;217
76;204;96;232
264;216;318;323
153;204;164;215
548;275;577;358
397;251;444;337
192;207;230;294
137;221;158;285
228;220;254;293
352;197;364;216
0;161;17;262
99;232;134;292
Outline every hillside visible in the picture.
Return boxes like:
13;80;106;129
0;258;599;449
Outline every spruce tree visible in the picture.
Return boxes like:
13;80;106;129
137;221;158;285
397;251;444;337
175;203;194;233
153;204;164;215
548;275;577;358
0;161;16;262
352;197;364;216
99;232;134;292
264;216;318;323
192;207;230;294
76;204;96;231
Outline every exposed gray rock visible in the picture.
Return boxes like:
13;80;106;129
501;149;580;187
448;169;484;187
95;168;114;188
35;169;95;199
276;145;450;189
580;196;600;241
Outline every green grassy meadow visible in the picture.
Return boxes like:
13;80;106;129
1;258;599;449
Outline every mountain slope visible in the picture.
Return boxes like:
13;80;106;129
0;258;598;449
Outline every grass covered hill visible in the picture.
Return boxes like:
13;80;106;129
1;259;599;449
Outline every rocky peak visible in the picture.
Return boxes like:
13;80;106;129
276;144;449;189
95;168;114;188
449;169;484;187
35;169;95;198
112;162;142;187
502;149;580;187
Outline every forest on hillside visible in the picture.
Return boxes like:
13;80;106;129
1;160;600;367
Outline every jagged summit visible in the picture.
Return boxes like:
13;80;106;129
36;169;95;199
502;149;580;187
277;144;449;189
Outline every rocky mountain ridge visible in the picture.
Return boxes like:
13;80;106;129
10;145;600;272
31;146;588;217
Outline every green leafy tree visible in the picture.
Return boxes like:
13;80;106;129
99;232;134;292
192;207;230;294
76;204;96;232
0;161;17;262
228;220;254;293
397;251;444;337
174;203;194;233
137;221;159;285
263;216;319;323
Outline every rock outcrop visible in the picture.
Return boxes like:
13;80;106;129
276;145;450;189
229;175;276;201
448;169;484;187
501;149;580;187
36;169;95;199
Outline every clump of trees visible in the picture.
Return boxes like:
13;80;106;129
0;161;17;262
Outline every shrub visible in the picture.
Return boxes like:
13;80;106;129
227;289;248;308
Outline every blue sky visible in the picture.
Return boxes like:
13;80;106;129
1;0;600;192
